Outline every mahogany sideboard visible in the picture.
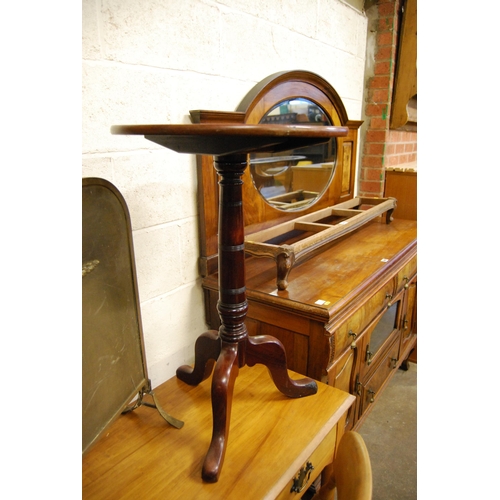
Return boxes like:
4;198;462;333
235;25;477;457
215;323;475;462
194;72;417;431
82;363;355;499
202;218;417;431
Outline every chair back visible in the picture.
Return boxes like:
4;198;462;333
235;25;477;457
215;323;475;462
335;431;372;500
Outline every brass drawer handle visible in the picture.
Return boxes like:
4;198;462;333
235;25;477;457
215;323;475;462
349;330;357;349
291;461;314;493
390;357;398;369
386;292;393;306
403;276;410;289
367;389;375;403
366;345;373;365
356;378;362;396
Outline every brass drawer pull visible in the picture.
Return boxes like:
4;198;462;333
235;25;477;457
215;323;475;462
366;345;373;365
349;330;357;349
291;461;315;493
403;275;410;289
367;389;375;403
390;357;398;369
386;292;393;306
356;377;362;396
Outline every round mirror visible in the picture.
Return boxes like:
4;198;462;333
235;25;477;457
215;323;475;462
250;98;337;211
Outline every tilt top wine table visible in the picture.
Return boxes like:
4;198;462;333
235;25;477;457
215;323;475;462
110;123;349;482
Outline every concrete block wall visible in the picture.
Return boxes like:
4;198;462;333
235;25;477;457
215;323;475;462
82;0;368;388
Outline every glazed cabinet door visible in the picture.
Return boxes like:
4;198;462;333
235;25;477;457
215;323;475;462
360;293;403;381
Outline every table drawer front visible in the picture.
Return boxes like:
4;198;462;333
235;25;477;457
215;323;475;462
330;279;395;357
396;255;417;293
277;424;338;500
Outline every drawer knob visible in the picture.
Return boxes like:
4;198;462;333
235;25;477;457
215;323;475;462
403;276;410;289
390;357;398;369
291;461;315;493
386;292;393;306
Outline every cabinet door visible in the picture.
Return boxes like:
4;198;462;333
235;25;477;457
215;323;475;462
361;294;402;380
400;277;417;354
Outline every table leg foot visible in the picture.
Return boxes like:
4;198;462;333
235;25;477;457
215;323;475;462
202;342;239;483
246;335;318;398
176;330;221;386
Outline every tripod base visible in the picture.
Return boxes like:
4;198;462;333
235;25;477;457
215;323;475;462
176;331;318;482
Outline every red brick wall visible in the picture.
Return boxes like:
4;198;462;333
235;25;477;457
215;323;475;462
359;0;417;197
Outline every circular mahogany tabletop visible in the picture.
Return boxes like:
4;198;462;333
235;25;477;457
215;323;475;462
110;123;349;156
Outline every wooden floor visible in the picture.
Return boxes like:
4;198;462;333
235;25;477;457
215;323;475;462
358;362;417;500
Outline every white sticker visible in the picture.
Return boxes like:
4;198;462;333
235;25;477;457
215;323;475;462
381;258;389;262
315;299;331;306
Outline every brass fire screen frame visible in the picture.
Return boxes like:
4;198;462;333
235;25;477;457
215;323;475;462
82;177;182;455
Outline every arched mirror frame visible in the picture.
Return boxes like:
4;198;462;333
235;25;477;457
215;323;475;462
236;70;362;230
191;70;362;277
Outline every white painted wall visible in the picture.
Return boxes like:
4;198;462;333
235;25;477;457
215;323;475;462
82;0;368;388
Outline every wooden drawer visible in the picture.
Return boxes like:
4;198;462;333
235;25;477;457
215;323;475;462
328;278;395;358
395;254;417;293
326;348;359;432
361;339;400;414
276;423;338;500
